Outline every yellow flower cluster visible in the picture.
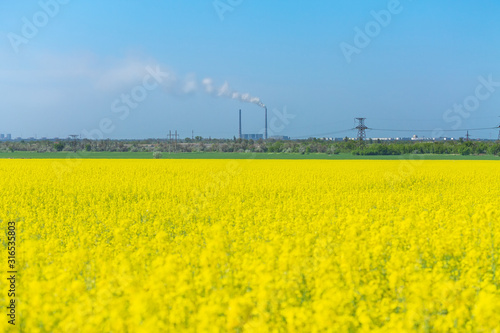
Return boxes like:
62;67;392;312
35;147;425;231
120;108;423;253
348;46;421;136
0;159;499;332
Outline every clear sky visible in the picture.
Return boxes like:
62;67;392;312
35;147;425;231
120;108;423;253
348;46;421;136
1;0;500;139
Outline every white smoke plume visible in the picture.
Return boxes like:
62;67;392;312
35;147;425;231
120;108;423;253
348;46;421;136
159;71;198;97
158;70;265;107
202;78;265;108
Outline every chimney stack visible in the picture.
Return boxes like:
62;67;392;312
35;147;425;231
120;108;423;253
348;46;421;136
265;107;268;140
239;109;242;139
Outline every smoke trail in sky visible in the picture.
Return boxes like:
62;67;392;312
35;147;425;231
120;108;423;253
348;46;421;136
202;78;265;108
156;68;265;107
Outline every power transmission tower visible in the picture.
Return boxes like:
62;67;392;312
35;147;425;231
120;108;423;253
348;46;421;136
465;131;470;142
174;130;178;153
168;130;172;154
498;117;500;142
355;118;368;141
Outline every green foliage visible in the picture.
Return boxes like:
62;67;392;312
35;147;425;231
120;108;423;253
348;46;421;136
1;138;499;158
488;143;500;156
54;143;65;151
459;146;471;156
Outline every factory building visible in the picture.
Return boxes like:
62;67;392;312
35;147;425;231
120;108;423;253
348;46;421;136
242;134;264;140
270;136;290;140
238;108;268;140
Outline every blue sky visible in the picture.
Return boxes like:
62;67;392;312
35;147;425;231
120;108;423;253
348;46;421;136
1;0;500;139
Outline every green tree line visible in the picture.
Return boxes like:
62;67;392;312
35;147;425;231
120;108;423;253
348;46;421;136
0;138;499;156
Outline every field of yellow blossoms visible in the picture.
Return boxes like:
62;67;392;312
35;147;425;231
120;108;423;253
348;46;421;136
1;159;499;332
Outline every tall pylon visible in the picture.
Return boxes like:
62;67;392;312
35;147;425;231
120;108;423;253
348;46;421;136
239;109;242;139
355;118;368;141
498;116;500;141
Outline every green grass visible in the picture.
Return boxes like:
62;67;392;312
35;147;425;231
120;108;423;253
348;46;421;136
0;151;498;160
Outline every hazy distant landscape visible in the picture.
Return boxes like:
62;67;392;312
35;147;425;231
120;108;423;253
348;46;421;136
0;137;498;159
2;1;500;332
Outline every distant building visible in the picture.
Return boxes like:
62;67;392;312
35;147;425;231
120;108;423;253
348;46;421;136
270;135;290;140
242;134;263;140
371;137;394;141
6;134;11;140
321;137;345;141
0;134;4;139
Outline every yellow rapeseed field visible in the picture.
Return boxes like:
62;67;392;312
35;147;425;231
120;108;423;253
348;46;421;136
1;159;499;332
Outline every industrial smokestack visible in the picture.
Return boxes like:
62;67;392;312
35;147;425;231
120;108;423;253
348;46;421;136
265;107;268;140
239;109;242;139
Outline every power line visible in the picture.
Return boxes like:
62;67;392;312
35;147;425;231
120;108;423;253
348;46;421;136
291;129;353;139
369;116;498;122
264;117;500;140
289;125;497;139
498;116;500;141
368;126;497;133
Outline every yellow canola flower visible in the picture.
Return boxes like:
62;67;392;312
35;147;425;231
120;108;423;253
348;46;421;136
0;159;498;332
